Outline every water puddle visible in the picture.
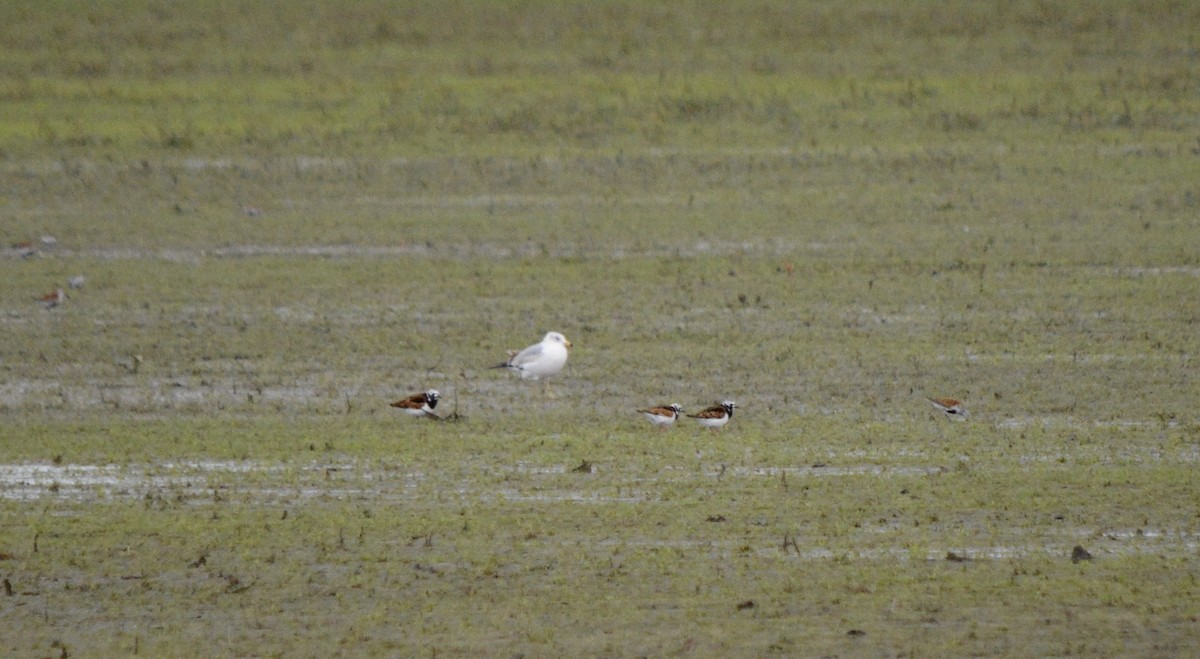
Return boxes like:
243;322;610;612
4;460;1196;561
0;460;351;502
721;464;946;478
0;458;949;503
498;488;648;504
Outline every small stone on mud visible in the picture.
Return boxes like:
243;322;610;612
571;460;593;473
736;599;754;610
1071;545;1093;563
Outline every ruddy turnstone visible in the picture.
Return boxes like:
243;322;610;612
13;241;37;258
40;288;65;308
688;401;737;429
638;403;684;428
491;331;572;380
390;389;441;419
927;397;967;420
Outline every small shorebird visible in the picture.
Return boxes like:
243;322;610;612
927;397;967;420
688;401;737;429
638;403;684;429
40;288;65;308
13;241;38;258
390;389;441;419
491;331;572;381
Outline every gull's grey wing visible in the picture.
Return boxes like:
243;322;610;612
509;342;544;366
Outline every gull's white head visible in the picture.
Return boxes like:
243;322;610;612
543;331;572;349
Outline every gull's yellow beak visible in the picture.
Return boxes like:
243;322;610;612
564;338;573;349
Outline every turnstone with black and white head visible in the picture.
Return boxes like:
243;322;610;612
688;401;737;429
390;389;441;419
40;288;65;308
638;403;684;428
927;397;967;420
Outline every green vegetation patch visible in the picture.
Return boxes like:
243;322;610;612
2;0;1199;655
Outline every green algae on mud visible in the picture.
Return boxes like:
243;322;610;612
2;0;1197;157
3;0;1200;656
1;419;1198;656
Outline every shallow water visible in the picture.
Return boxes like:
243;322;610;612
3;458;1196;561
